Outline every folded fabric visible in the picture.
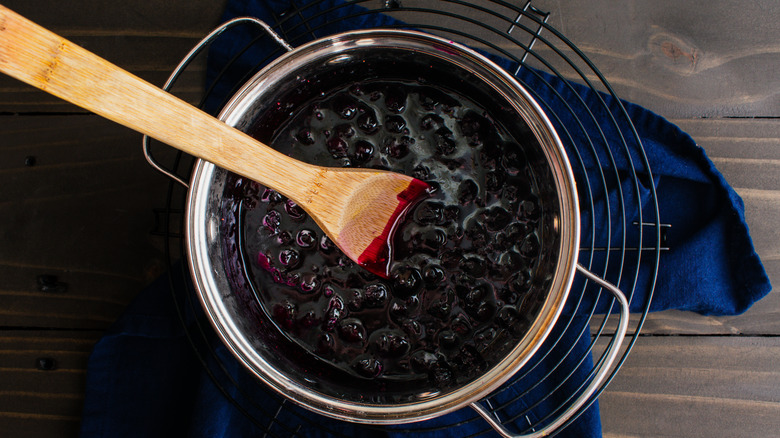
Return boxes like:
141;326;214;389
80;1;771;437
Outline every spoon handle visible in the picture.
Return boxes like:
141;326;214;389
0;5;317;197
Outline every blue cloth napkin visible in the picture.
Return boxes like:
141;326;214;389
79;1;771;437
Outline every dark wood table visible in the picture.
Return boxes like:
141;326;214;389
1;1;777;436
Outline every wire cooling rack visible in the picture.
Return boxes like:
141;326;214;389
146;0;662;435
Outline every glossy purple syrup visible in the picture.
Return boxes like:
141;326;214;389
224;79;556;392
356;178;432;278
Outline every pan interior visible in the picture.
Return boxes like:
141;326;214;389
191;32;572;417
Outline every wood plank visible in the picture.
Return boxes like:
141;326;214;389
0;330;99;438
0;115;173;329
599;336;780;438
360;0;780;118
0;0;228;112
527;0;780;118
3;0;778;117
671;118;780;160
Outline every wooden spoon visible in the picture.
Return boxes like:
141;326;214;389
0;5;431;278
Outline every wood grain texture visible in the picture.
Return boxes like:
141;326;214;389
529;0;780;118
373;0;780;117
0;330;98;438
0;0;227;112
599;336;780;438
0;115;169;329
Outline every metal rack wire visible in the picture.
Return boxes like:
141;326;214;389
146;0;662;435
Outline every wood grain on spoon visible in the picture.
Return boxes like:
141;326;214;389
0;4;431;278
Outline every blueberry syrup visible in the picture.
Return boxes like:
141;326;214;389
356;177;432;278
223;79;556;392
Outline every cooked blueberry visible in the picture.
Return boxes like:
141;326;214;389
410;350;439;373
279;249;301;269
507;269;532;294
413;201;445;225
262;210;282;235
322;284;336;298
319;235;336;253
385;115;407;133
422;265;446;285
426;295;451;320
260;188;284;204
434;127;456;155
363;283;388;308
299;273;320;293
464;283;489;306
437;330;459;349
383;136;414;159
348;289;364;311
440;249;463;270
415;229;447;253
332;94;358;119
357;109;379;134
519;198;541;221
373;331;410;358
481;206;513;232
519;233;541;258
430;364;454;387
498;251;524;273
459;110;487;137
338;318;367;344
496;305;520;328
272;301;297;330
402;319;423;339
460;256;487;278
298;309;319;328
353;140;375;163
412;164;430;180
276;231;292;245
450;314;471;336
284;199;306;221
384;86;407;112
457;179;479;205
327;137;349;158
335;123;355;138
391;266;423;298
295;129;316;145
502;177;532;204
471;300;495;321
316;333;335;356
464;220;490;248
420;114;443;130
485;170;506;193
353;356;383;378
502;142;527;175
451;344;486;374
322;295;345;331
296;229;316;248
